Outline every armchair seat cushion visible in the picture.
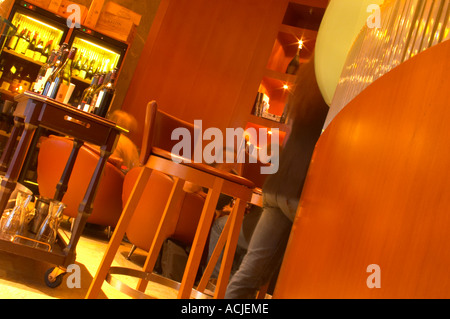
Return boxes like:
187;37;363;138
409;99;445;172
37;135;125;228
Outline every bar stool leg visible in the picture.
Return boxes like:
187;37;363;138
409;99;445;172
85;166;153;299
196;214;233;292
136;177;186;292
177;178;224;299
214;198;247;299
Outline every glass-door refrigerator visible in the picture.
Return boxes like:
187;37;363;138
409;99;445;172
1;1;129;194
0;0;69;97
65;27;128;107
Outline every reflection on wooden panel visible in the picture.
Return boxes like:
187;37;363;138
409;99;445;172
274;40;450;298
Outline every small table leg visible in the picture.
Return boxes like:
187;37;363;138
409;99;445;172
63;148;111;265
0;123;37;215
0;117;24;174
54;139;83;201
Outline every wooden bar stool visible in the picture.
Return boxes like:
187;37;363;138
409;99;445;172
86;102;254;299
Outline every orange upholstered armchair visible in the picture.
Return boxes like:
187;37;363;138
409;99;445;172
37;135;125;231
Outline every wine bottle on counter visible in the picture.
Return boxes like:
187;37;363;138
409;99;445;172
47;47;77;101
54;47;77;102
93;69;117;117
78;73;99;111
42;45;69;96
32;49;57;93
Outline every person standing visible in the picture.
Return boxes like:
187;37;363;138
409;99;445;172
225;56;329;298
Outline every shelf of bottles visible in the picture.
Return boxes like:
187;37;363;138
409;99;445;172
70;36;121;85
0;11;64;97
4;11;63;65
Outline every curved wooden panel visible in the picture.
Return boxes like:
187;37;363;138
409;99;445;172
273;40;450;298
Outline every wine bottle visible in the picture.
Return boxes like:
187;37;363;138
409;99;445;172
39;39;53;64
93;69;117;117
78;74;99;111
286;40;303;75
86;59;95;80
33;39;44;62
14;28;28;54
19;30;32;55
53;47;77;102
33;49;57;93
78;57;88;79
25;31;38;58
88;72;105;111
73;52;83;77
42;45;69;96
7;24;20;50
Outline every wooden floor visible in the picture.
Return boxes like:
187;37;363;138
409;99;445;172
0;219;179;299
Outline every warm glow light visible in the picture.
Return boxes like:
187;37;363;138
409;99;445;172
298;39;304;49
268;130;273;135
77;38;119;55
25;16;61;31
283;84;289;90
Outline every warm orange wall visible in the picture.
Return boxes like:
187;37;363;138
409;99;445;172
121;0;288;147
274;40;450;298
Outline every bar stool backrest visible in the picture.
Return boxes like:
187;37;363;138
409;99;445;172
139;101;199;165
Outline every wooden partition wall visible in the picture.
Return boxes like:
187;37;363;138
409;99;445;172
121;0;289;147
273;40;450;298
